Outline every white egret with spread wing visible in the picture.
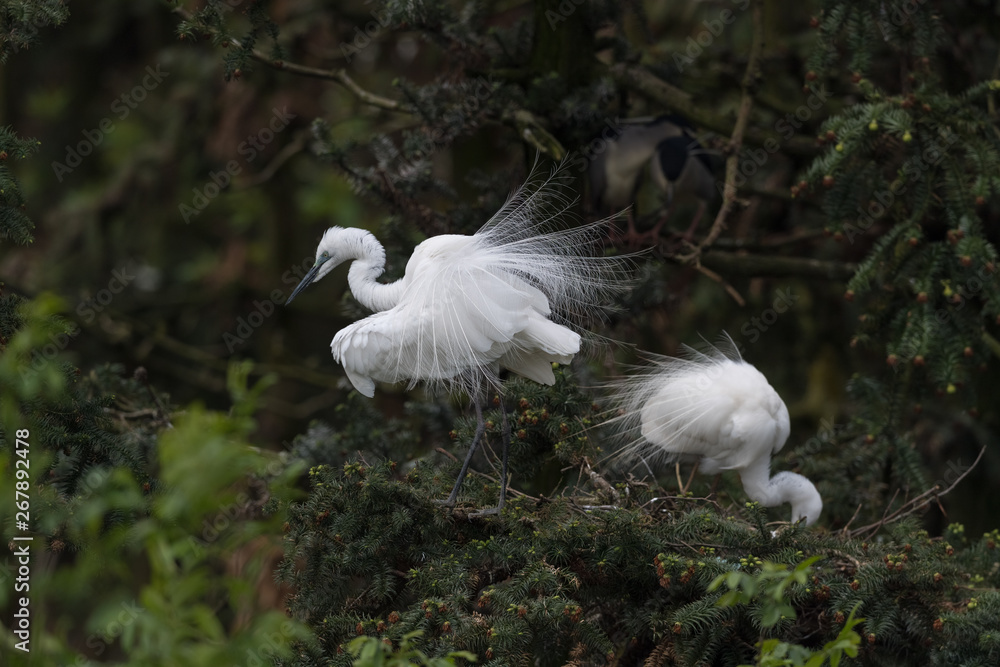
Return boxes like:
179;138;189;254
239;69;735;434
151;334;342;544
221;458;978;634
607;338;822;526
287;165;634;513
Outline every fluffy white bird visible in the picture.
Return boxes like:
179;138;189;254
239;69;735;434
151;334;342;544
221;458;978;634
287;165;633;512
608;338;822;526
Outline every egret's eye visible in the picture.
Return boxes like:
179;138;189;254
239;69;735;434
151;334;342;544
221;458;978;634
321;251;330;259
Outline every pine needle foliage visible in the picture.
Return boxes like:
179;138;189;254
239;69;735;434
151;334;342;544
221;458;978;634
0;126;40;245
800;0;1000;413
279;437;1000;666
0;0;68;62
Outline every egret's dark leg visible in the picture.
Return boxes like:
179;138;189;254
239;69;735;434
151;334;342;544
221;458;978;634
468;398;511;517
497;403;511;511
442;399;486;507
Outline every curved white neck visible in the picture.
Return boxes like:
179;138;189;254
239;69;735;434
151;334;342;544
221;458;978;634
339;229;405;312
739;459;820;525
739;460;782;507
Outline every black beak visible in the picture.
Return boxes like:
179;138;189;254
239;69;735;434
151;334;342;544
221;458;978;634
286;261;324;305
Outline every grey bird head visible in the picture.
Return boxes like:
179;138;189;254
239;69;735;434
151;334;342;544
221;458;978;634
587;116;689;211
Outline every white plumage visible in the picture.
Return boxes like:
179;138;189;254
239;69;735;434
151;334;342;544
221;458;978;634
328;232;581;398
287;164;633;511
288;166;630;396
608;338;822;526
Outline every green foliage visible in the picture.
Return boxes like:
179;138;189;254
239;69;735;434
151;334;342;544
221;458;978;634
711;556;822;628
349;631;476;667
176;0;281;81
0;125;40;244
0;0;68;62
799;1;1000;416
2;0;999;666
711;557;863;666
0;361;313;665
277;360;1000;666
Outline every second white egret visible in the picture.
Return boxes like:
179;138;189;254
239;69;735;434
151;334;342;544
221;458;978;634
608;338;822;526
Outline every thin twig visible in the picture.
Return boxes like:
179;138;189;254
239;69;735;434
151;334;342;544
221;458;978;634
606;64;817;157
583;456;621;503
698;0;765;253
850;447;986;538
174;6;402;111
839;503;864;537
692;263;746;306
433;447;537;502
237;132;307;189
135;367;174;429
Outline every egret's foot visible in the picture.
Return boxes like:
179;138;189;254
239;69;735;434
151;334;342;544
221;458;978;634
432;498;456;509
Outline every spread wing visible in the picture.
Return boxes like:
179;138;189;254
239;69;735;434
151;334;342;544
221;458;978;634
332;161;634;397
332;236;580;397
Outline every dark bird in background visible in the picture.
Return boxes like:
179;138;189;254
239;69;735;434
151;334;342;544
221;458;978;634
588;116;685;243
587;114;719;245
648;131;719;241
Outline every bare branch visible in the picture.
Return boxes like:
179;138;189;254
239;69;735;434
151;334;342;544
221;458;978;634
700;0;766;252
173;6;403;112
850;447;986;539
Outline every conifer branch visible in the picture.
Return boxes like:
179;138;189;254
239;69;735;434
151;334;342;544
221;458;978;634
173;6;403;112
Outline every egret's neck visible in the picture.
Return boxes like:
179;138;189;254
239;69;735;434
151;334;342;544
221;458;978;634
739;459;822;525
739;459;778;506
341;229;404;312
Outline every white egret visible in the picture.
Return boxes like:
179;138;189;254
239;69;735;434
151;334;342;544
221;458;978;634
608;337;822;526
287;165;634;513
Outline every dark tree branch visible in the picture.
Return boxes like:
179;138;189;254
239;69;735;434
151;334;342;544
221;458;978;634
608;62;818;157
173;6;404;112
699;251;856;280
700;0;766;252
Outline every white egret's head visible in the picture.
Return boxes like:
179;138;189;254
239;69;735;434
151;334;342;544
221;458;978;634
771;471;823;526
286;227;351;304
